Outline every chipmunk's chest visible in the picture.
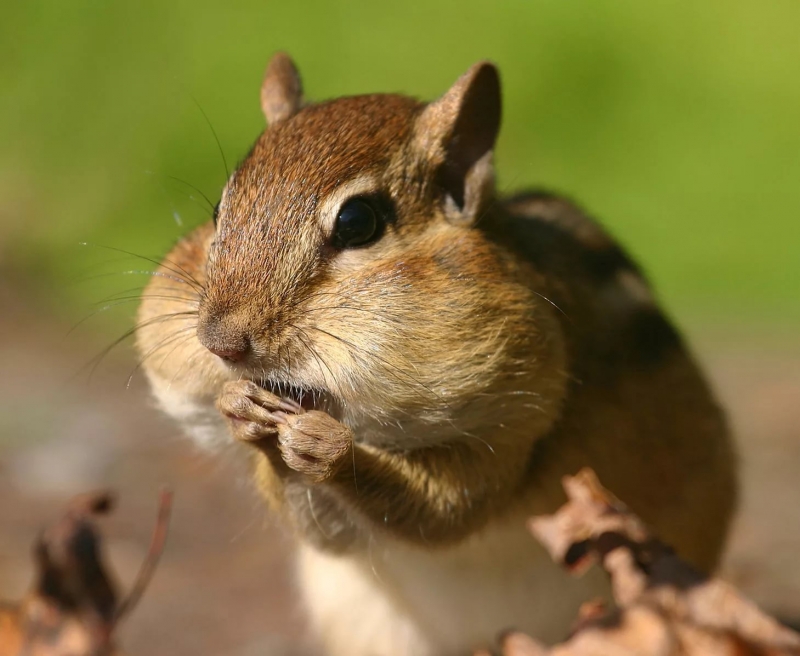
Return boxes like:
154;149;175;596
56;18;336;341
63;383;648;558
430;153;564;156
297;519;609;654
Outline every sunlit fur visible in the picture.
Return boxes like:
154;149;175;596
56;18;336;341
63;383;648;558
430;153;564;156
136;60;736;655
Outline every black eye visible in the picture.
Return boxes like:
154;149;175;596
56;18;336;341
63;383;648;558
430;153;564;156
333;198;380;248
212;201;221;227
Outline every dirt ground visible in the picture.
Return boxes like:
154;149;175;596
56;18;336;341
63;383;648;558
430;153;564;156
1;286;798;655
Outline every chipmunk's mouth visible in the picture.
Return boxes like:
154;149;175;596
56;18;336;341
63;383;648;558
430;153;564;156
258;379;342;418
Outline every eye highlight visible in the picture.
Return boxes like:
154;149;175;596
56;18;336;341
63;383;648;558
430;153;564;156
333;197;381;248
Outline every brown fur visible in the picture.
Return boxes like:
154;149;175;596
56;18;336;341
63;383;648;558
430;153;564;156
136;54;737;654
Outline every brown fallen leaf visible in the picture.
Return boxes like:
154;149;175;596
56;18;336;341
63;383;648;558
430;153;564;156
491;468;800;656
0;489;172;656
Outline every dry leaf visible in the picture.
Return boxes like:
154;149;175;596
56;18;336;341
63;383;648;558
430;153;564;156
0;489;171;656
488;468;800;656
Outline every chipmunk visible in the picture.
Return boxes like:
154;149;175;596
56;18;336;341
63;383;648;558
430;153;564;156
136;53;737;655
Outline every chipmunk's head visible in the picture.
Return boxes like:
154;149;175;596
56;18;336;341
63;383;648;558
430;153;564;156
138;53;559;444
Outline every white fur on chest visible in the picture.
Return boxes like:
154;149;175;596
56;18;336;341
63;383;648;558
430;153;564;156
297;518;608;656
149;382;230;449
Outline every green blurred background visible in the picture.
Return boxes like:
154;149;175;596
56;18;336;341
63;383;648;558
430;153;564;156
1;0;799;329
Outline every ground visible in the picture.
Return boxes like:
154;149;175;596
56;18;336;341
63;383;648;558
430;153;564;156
1;286;798;655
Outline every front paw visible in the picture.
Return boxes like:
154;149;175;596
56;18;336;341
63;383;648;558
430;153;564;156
217;380;301;444
217;381;352;483
276;410;353;483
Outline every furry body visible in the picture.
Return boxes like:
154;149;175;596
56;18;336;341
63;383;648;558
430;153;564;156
136;56;736;655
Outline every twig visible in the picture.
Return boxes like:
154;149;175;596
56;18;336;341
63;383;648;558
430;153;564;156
114;487;173;623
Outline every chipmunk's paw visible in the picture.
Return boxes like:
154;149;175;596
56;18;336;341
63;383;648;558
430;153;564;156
276;411;353;483
217;381;352;483
217;380;301;444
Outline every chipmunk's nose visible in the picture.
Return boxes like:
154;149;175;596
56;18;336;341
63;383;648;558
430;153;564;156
196;315;251;363
206;343;248;363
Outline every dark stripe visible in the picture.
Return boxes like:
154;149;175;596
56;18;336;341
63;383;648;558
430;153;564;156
581;244;642;283
624;307;683;367
501;190;645;284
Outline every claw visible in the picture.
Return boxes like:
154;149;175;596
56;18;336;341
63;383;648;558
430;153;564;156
238;381;306;415
276;397;305;414
270;410;290;425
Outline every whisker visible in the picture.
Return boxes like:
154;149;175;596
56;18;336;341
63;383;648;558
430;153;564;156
532;290;569;320
94;293;199;306
96;282;200;305
74;311;198;382
74;269;199;291
131;321;198;370
128;326;198;388
79;243;205;293
290;325;339;390
306;488;334;542
163;174;217;215
94;284;149;301
303;325;445;407
68;255;146;282
66;297;196;338
185;89;230;181
444;421;496;456
292;304;404;327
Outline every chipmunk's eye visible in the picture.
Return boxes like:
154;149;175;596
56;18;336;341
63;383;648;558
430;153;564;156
333;198;380;248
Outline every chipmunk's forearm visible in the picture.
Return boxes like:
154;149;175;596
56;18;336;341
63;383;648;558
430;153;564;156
217;379;552;549
325;438;534;546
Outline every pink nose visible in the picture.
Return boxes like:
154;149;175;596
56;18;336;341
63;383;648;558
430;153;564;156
196;308;250;363
205;344;248;363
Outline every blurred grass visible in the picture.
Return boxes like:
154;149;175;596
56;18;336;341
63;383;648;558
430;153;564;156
1;0;798;332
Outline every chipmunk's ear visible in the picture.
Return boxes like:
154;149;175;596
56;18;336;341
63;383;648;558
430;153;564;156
261;52;303;125
415;61;501;226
